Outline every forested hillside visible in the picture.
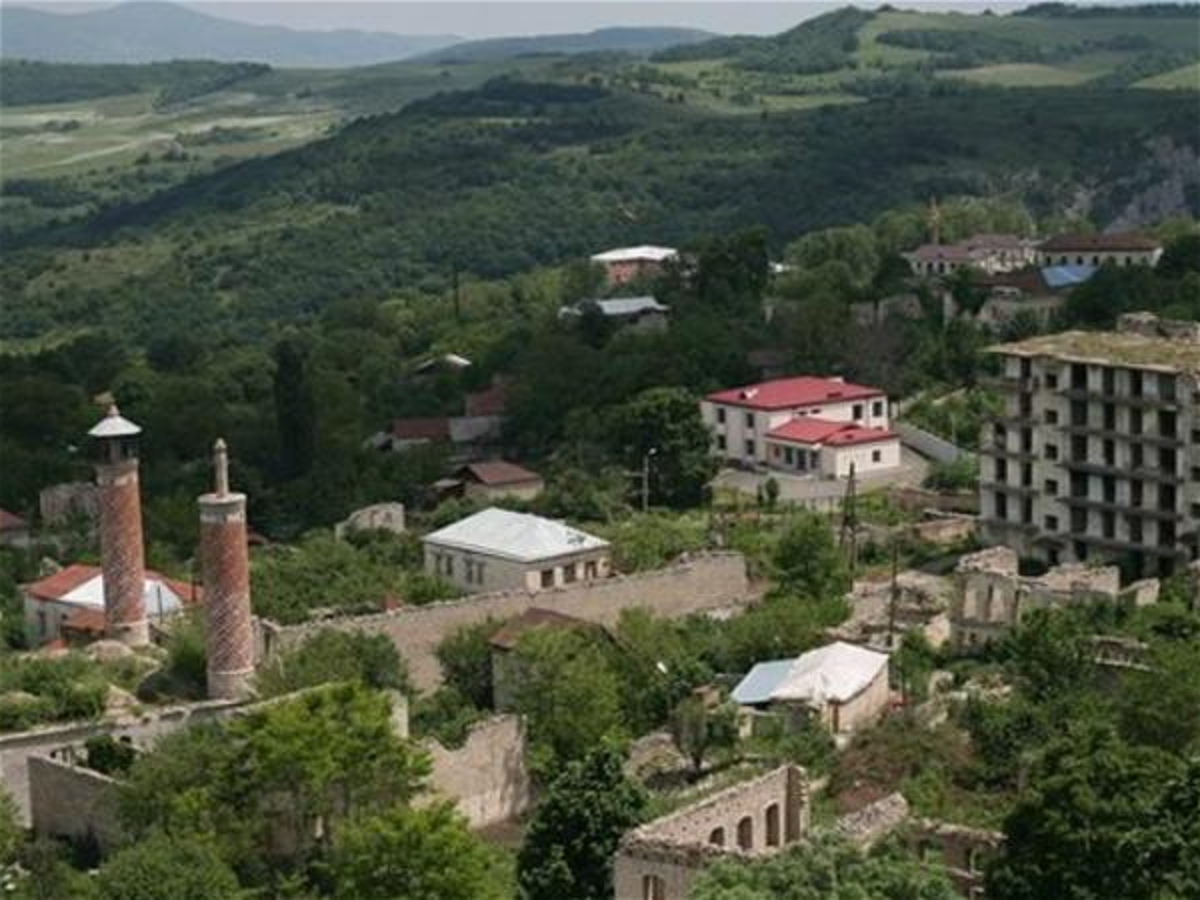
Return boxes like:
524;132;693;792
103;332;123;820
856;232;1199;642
3;79;1195;342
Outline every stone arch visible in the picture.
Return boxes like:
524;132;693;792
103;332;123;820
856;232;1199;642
737;816;754;851
764;803;781;847
709;827;725;847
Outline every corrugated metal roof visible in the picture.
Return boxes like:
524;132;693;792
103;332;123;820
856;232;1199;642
731;659;795;705
1041;265;1097;289
423;507;608;563
590;245;677;263
732;642;889;707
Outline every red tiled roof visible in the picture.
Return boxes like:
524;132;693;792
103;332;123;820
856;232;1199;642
707;377;883;411
0;509;27;532
488;608;598;651
767;417;896;447
391;418;451;441
465;382;509;418
907;243;976;262
23;563;200;605
462;460;542;487
1039;232;1160;252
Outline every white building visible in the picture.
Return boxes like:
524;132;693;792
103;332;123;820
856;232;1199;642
905;234;1036;277
423;507;611;594
732;641;891;737
701;376;895;475
22;564;196;646
1037;233;1162;268
559;296;670;334
590;245;678;287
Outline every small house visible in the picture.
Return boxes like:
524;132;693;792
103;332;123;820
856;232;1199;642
559;296;670;334
590;245;678;286
423;507;610;594
459;461;544;502
732;641;890;737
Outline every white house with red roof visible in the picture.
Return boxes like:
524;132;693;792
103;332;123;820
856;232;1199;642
22;564;198;646
701;376;899;477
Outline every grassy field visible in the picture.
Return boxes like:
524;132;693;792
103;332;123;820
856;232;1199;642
1137;62;1200;90
936;63;1095;87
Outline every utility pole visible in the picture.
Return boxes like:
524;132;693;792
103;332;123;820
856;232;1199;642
839;463;859;576
888;534;899;650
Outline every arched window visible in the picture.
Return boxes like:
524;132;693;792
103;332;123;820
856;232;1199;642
709;827;725;847
967;847;986;874
642;874;665;900
765;803;781;847
737;816;753;851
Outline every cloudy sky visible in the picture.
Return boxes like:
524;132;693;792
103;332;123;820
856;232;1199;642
9;1;1046;38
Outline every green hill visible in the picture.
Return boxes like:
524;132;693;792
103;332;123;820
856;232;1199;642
3;78;1196;342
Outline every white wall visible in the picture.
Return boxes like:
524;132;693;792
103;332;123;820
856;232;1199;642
702;396;889;467
423;544;610;595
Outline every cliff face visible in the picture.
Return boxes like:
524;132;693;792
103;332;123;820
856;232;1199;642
1105;138;1200;230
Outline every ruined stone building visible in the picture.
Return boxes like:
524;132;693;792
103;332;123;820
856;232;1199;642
982;312;1200;577
950;545;1157;649
612;766;811;900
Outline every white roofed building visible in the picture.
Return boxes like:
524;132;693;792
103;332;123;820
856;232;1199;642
422;507;611;594
21;564;198;647
559;296;670;334
590;245;678;287
732;641;890;737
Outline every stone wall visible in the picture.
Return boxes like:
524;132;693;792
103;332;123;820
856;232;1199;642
28;754;123;853
0;699;242;824
262;553;750;692
613;766;809;900
912;514;977;547
421;715;531;828
835;792;910;850
906;819;1004;898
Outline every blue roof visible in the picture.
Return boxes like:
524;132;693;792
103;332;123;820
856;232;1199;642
1041;265;1097;290
731;659;795;706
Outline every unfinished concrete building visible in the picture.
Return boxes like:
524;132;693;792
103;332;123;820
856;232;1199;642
982;312;1200;577
950;546;1157;650
612;766;810;900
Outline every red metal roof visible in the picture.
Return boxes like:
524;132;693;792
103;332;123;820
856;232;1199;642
462;460;541;487
0;509;27;532
488;608;597;651
767;418;896;447
707;377;884;411
23;563;200;604
1039;232;1160;252
391;418;451;441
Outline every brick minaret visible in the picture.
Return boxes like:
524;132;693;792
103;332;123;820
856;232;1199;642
89;405;149;646
198;439;255;700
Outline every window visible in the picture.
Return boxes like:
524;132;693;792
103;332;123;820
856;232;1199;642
784;447;795;466
716;408;726;424
540;569;555;589
744;440;756;457
464;559;475;583
564;562;578;584
443;556;454;577
585;560;598;580
709;828;725;847
716;435;727;451
1045;515;1059;532
1046;372;1059;390
871;450;882;463
737;816;754;850
744;412;754;428
852;404;863;420
642;875;665;900
1045;409;1059;425
872;400;884;417
1046;443;1059;461
474;562;485;584
1045;479;1059;494
765;803;781;847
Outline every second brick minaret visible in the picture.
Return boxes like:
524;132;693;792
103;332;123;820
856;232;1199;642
198;439;255;700
90;405;149;647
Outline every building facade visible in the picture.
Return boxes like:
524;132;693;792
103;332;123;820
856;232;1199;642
981;313;1200;577
613;766;810;900
701;376;891;471
1036;233;1162;268
423;507;611;594
590;246;678;287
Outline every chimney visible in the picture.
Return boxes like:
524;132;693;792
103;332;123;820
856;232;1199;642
89;404;149;647
198;439;255;700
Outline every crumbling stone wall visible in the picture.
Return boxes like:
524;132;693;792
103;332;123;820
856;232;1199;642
906;819;1004;898
28;754;123;853
612;766;809;900
262;553;751;692
421;715;531;827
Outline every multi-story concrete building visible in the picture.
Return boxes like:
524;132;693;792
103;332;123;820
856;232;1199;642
1037;232;1162;268
981;312;1200;577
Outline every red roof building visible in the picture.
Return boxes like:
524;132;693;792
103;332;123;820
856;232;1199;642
391;418;452;443
465;381;509;418
458;460;544;501
767;419;896;447
705;376;883;412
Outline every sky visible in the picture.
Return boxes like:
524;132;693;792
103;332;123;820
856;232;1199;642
7;0;1060;39
9;0;1180;39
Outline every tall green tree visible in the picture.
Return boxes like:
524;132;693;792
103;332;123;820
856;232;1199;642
329;803;501;900
517;745;646;900
93;833;246;900
772;512;851;600
273;337;317;481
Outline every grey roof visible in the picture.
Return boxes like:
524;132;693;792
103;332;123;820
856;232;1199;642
560;296;670;320
1041;265;1097;289
88;406;141;439
423;507;608;563
732;642;889;707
